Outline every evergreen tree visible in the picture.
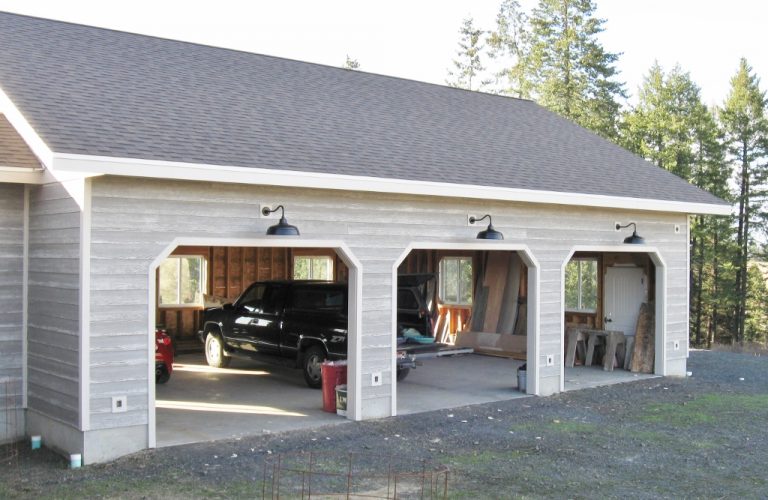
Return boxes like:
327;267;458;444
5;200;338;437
343;55;360;70
720;58;768;344
525;0;626;139
621;62;735;346
487;0;531;98
446;17;490;91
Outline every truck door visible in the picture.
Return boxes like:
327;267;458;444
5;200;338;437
232;283;285;353
282;284;348;358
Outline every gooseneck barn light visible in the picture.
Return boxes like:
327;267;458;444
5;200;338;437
616;222;645;244
469;214;504;240
262;205;300;236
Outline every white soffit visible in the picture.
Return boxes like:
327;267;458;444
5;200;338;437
51;153;732;216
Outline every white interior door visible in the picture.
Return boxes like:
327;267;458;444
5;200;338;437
604;267;647;337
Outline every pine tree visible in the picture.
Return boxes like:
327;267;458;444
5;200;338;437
621;63;735;346
343;55;360;70
446;17;490;91
720;58;768;344
525;0;626;139
487;0;531;98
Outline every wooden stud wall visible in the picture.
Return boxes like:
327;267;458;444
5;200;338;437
156;246;348;340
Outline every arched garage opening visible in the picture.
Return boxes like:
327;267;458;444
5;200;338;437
146;238;362;449
560;246;666;392
391;242;540;415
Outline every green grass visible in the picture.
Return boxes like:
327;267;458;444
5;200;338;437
641;394;768;427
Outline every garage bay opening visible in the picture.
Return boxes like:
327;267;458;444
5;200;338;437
563;251;660;390
153;245;353;447
395;249;531;414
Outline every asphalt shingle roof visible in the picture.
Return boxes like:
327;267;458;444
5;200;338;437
0;12;726;206
0;114;40;169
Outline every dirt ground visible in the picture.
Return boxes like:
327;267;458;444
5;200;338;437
2;350;767;499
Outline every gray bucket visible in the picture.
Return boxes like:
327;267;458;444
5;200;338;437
517;364;527;393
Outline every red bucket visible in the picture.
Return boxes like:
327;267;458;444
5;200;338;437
321;361;347;413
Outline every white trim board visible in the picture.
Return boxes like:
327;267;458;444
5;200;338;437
51;153;731;216
79;179;92;431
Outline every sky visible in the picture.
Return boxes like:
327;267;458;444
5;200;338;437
0;0;765;108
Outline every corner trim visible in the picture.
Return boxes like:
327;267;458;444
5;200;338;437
22;184;30;408
79;179;92;431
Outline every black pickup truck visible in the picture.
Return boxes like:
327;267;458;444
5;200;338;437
200;279;472;388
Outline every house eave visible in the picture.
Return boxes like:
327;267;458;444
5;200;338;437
0;166;45;184
51;152;732;216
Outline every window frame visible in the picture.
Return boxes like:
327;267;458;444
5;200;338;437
438;256;473;306
565;257;599;313
158;255;208;308
293;255;335;281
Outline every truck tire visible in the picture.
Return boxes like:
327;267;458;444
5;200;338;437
396;367;410;382
205;333;231;368
302;345;326;389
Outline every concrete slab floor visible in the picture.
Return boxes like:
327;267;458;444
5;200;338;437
156;353;657;448
563;365;658;391
396;354;529;415
155;353;348;448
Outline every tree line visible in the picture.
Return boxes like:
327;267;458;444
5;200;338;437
446;0;767;346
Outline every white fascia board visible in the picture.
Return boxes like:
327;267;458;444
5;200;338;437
51;152;732;216
0;167;44;184
0;85;53;168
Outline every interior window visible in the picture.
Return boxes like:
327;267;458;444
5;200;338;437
294;256;334;280
565;258;598;312
158;256;206;307
439;256;473;305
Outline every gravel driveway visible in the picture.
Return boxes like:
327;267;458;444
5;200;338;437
2;350;766;499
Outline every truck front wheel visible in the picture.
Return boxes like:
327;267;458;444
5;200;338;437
396;367;410;381
302;345;326;389
205;333;231;368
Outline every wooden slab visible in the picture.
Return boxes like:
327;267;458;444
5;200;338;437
630;302;655;373
513;301;527;337
497;254;521;334
470;286;489;332
482;252;510;333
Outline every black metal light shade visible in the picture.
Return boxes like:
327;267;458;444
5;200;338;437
616;222;645;244
469;214;504;240
262;205;300;236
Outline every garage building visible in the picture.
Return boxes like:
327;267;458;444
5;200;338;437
0;12;729;463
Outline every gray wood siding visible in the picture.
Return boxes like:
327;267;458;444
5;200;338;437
89;176;689;426
27;183;80;427
0;183;24;441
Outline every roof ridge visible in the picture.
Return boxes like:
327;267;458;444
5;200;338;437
0;10;533;104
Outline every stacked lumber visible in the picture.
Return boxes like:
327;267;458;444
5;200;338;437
630;302;654;373
456;252;527;359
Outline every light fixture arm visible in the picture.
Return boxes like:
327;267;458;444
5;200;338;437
615;222;637;232
262;205;286;219
469;214;493;226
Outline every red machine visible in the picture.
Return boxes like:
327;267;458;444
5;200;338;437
155;328;174;384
